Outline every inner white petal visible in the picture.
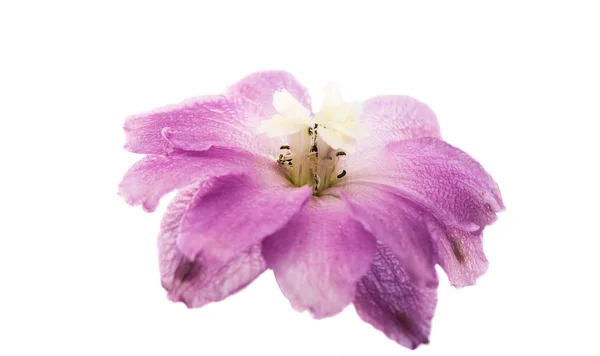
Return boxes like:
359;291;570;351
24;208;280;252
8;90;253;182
318;127;357;153
272;90;311;120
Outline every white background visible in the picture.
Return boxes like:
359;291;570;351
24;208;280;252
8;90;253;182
1;1;599;355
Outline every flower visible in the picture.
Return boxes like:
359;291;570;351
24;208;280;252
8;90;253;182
119;71;504;349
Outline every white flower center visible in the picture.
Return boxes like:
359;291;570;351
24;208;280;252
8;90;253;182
257;84;363;194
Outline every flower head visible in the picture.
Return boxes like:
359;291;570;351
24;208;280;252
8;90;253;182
119;71;504;349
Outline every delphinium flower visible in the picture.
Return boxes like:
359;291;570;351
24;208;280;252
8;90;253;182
119;71;504;349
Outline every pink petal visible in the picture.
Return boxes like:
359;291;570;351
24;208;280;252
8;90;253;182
354;243;438;349
123;95;250;154
118;148;265;212
344;137;504;231
427;221;488;288
226;70;312;122
160;98;279;157
262;197;376;319
124;71;311;156
159;184;266;308
357;95;441;152
178;173;313;265
339;184;437;287
225;71;312;157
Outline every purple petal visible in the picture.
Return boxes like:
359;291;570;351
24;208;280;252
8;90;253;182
336;182;491;288
118;148;265;212
123;95;250;154
224;71;312;157
339;184;437;287
124;95;277;156
124;71;311;156
226;70;312;121
178;173;312;265
160;99;280;157
357;95;441;152
344;137;504;231
354;243;438;349
262;196;376;319
159;184;266;308
427;221;488;288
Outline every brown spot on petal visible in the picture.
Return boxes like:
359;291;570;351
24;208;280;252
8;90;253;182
174;258;199;283
395;312;412;329
450;237;467;264
395;312;428;347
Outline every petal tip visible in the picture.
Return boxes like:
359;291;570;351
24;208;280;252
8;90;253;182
116;187;137;208
142;200;158;213
309;305;347;320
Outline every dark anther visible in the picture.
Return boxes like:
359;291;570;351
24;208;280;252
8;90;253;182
277;153;293;166
308;127;313;135
314;123;318;129
336;151;346;156
336;170;347;179
311;145;318;153
280;145;290;150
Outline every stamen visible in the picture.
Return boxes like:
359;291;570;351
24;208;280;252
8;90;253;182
259;86;359;193
313;172;320;193
277;153;293;166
